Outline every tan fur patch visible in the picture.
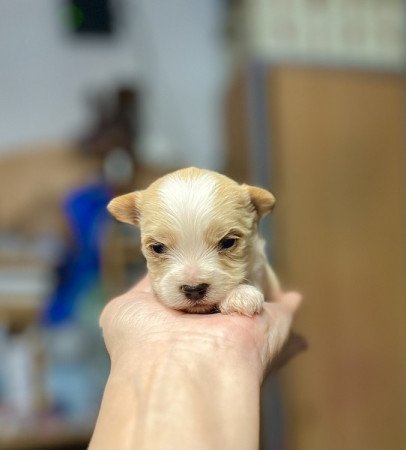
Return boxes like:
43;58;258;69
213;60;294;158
243;185;276;218
107;192;139;225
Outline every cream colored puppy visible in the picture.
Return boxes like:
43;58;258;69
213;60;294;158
107;167;280;316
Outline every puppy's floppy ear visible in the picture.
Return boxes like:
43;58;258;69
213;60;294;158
107;192;141;226
244;184;276;218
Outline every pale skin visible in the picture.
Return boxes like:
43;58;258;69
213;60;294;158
89;276;305;450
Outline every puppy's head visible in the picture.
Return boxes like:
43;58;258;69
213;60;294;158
108;167;275;313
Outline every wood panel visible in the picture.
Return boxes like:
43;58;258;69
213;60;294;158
267;68;406;450
224;68;252;183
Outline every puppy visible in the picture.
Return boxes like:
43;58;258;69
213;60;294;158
107;167;280;316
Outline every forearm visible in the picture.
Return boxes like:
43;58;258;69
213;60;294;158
90;339;261;450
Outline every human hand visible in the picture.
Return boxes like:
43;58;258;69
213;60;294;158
99;275;305;382
91;276;305;450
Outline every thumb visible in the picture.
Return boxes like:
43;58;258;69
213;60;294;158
278;291;302;314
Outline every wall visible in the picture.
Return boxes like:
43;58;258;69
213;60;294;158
0;0;229;171
131;0;229;169
245;0;406;70
0;0;138;153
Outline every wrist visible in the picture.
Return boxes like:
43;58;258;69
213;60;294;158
105;335;261;450
111;329;262;383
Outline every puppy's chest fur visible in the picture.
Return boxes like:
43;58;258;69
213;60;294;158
108;167;280;316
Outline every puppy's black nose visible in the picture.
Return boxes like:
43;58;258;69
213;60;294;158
180;283;209;301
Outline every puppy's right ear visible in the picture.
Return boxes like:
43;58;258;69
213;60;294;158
243;185;276;219
107;192;141;226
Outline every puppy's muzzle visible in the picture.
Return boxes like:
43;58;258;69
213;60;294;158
180;283;209;301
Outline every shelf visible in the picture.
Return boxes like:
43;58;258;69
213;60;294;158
0;420;92;450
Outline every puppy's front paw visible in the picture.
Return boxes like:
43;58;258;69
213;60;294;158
219;284;264;317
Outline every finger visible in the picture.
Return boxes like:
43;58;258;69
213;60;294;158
276;291;303;313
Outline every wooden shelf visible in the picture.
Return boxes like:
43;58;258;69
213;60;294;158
0;421;92;450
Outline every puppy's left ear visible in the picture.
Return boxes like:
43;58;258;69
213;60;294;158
244;185;276;218
107;192;141;226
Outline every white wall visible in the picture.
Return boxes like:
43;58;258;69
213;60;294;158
0;0;229;171
0;0;138;153
130;0;229;170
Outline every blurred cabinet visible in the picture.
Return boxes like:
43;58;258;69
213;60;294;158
225;68;252;183
267;68;406;450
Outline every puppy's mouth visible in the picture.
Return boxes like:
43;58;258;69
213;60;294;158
183;290;219;313
184;301;219;314
179;283;216;312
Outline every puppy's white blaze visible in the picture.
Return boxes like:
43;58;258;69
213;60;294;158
183;265;201;283
159;173;216;234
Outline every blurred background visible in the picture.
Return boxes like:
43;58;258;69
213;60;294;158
0;1;405;449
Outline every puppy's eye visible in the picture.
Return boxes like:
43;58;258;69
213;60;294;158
150;243;167;254
218;236;237;251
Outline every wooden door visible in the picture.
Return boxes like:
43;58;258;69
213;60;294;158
267;67;406;450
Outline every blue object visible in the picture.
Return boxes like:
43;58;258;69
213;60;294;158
42;183;111;324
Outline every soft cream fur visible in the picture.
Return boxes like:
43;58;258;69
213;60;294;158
107;167;280;316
